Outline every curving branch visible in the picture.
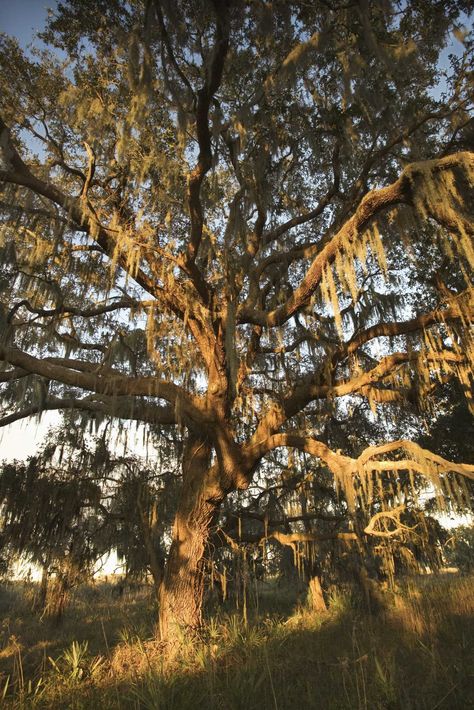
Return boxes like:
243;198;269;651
0;345;205;424
250;354;411;444
0;366;29;383
363;505;419;538
222;508;343;528
215;526;356;548
80;141;96;199
0;395;175;429
0;116;187;321
357;440;474;480
241;432;474;523
251;348;467;446
7;297;137;324
249;433;474;487
336;295;473;362
261;183;338;250
238;151;474;327
247;432;354;479
152;0;194;95
0;116;228;369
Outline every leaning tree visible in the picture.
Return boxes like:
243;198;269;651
0;0;473;642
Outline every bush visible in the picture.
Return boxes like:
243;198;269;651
445;525;474;573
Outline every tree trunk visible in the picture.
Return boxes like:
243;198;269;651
138;494;164;604
145;537;164;606
158;433;225;644
33;565;49;612
350;514;385;613
42;574;70;622
308;575;327;613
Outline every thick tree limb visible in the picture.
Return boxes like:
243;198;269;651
252;349;465;444
0;395;175;428
337;297;473;362
0;345;205;423
249;434;474;483
239;151;474;327
0;367;29;383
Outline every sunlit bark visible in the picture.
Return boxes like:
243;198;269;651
158;433;222;642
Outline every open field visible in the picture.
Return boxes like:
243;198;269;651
0;574;473;709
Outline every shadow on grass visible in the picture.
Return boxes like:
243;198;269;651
0;581;155;686
1;575;473;709
127;598;473;710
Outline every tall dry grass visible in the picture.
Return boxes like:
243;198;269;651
0;573;473;709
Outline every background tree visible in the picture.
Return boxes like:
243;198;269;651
0;0;473;644
0;428;110;618
0;422;180;615
109;445;181;600
445;525;474;572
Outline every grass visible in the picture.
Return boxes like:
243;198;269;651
0;574;473;709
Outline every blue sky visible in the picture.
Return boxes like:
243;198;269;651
0;0;56;46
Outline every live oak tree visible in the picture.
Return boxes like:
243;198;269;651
0;422;181;615
0;0;474;643
0;428;111;618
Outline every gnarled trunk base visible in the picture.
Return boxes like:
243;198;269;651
158;434;225;645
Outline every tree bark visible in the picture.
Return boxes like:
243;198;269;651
138;494;164;604
33;564;49;613
158;432;225;644
308;575;327;613
42;573;70;622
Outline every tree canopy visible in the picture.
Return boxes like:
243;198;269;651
0;0;473;641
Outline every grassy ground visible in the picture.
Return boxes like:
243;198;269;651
0;574;473;709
